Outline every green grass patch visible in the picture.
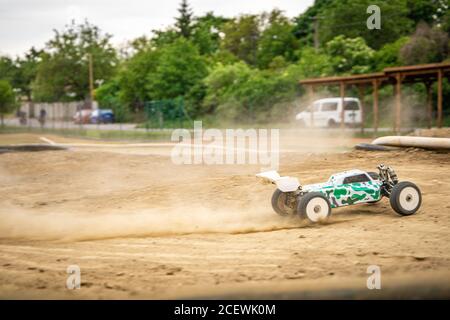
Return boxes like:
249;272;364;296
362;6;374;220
0;125;173;141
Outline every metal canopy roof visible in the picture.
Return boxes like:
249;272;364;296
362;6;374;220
299;62;450;86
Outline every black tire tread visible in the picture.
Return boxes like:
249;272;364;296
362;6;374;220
389;181;422;216
297;192;332;222
271;189;292;216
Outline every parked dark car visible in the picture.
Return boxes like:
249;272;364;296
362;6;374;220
90;109;115;124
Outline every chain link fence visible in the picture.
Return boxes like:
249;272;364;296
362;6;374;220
143;98;191;130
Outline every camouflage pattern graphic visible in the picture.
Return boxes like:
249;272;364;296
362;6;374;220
303;180;382;208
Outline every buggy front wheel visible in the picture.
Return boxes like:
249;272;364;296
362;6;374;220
389;181;421;216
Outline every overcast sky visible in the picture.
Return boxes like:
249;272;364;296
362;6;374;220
0;0;314;57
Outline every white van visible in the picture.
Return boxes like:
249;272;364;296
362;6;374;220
295;97;362;127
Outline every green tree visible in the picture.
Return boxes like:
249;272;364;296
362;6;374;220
373;37;409;70
175;0;194;38
293;0;335;46
14;48;43;101
319;0;413;49
151;28;180;47
407;0;448;26
146;38;208;100
0;80;16;126
117;46;161;110
257;10;298;69
95;78;129;122
287;47;332;78
221;15;261;65
0;56;16;84
203;62;297;121
33;20;118;102
95;78;119;108
203;62;253;112
400;23;449;65
191;12;229;55
0;49;42;102
326;35;375;74
441;10;450;33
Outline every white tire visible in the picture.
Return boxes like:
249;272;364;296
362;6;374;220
297;192;331;222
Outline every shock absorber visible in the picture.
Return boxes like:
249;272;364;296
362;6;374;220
387;166;398;185
377;164;388;182
377;164;398;196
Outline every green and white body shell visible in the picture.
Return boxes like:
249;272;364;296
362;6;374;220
302;169;382;208
258;166;421;220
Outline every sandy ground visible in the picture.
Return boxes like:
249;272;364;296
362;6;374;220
0;131;449;299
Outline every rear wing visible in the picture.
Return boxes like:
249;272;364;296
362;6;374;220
256;171;300;192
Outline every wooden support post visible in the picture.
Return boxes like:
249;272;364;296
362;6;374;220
372;79;379;135
437;69;443;128
340;81;345;129
425;82;433;129
394;73;402;134
358;84;365;134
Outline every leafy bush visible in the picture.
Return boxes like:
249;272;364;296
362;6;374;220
204;62;297;122
326;35;375;74
0;80;16;125
400;23;449;65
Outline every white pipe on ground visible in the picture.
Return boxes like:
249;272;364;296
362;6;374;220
372;136;450;150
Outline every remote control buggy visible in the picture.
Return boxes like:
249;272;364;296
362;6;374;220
257;164;421;222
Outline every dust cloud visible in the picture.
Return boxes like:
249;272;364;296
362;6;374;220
0;206;303;241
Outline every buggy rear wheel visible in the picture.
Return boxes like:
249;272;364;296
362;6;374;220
271;189;296;216
297;192;331;222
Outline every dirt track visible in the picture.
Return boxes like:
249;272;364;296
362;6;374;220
0;132;449;299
